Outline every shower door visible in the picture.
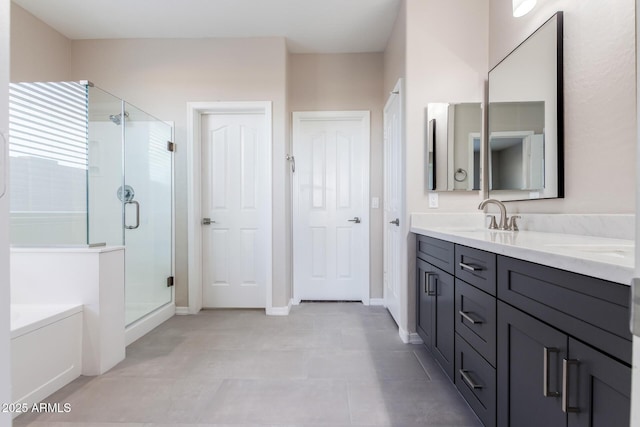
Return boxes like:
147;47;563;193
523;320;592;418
123;103;173;326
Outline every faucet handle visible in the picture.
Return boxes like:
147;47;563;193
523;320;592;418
486;215;498;230
508;215;521;231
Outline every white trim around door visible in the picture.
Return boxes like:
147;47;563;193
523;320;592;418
292;110;370;305
187;101;273;314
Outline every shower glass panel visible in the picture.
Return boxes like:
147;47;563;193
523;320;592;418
123;103;173;325
9;81;174;327
87;86;124;247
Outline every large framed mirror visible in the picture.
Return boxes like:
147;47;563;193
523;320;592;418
426;102;482;192
488;12;563;201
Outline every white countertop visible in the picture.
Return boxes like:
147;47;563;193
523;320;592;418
410;223;634;285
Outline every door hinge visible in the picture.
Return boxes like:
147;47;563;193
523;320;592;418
167;276;174;287
167;141;176;152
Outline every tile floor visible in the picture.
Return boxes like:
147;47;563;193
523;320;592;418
14;303;481;427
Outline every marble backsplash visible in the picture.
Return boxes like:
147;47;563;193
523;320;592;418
410;213;635;241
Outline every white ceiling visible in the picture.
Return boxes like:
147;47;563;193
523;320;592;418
13;0;401;53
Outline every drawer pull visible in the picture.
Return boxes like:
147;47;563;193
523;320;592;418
543;347;561;397
562;359;580;413
458;310;483;324
459;369;483;389
459;262;483;272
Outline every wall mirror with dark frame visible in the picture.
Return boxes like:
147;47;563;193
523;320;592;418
426;102;482;192
488;11;563;201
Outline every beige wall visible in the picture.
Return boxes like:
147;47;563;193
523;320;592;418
9;11;292;308
289;53;385;299
488;0;636;214
383;0;406;95
10;4;71;82
67;37;290;308
396;0;489;334
405;0;489;215
10;0;636;319
387;0;636;335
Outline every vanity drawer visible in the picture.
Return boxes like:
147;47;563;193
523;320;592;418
455;244;496;295
455;333;496;427
455;279;496;367
417;235;455;275
497;255;632;364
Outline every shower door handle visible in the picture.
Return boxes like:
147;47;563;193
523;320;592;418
125;201;140;230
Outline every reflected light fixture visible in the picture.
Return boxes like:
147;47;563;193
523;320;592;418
512;0;537;17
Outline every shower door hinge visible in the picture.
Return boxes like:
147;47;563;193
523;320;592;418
167;276;174;287
167;141;176;152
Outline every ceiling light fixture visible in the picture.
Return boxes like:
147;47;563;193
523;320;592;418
512;0;537;17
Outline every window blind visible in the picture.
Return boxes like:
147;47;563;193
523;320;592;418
8;82;88;213
9;81;88;169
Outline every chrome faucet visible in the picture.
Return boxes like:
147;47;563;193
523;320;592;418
478;198;510;231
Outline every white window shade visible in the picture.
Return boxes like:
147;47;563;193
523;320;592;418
8;82;88;215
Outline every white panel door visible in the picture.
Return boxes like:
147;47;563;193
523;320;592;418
202;113;267;308
383;82;403;325
293;111;369;302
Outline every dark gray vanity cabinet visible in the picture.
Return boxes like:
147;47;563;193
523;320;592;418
497;255;631;427
567;338;630;427
497;301;631;427
497;301;568;427
416;258;433;345
453;244;497;427
414;233;632;427
416;236;455;380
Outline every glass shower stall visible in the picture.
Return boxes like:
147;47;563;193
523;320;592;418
8;81;173;326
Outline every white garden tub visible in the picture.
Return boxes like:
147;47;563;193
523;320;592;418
10;304;83;418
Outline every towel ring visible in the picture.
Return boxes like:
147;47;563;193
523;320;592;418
454;168;468;182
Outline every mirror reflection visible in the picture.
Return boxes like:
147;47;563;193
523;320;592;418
489;101;544;191
426;102;481;192
488;12;563;201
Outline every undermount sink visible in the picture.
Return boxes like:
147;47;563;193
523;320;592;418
543;243;634;258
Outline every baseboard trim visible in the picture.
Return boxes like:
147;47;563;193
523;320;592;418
407;332;423;345
125;303;175;346
398;326;424;345
266;299;293;316
175;306;190;315
369;298;385;306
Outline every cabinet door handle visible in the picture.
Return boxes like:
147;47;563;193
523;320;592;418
425;273;437;296
459;262;483;272
424;272;433;294
543;347;561;397
562;359;580;413
459;369;483;389
458;310;483;324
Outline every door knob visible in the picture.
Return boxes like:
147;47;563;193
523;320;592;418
202;218;215;225
348;217;361;224
389;218;400;226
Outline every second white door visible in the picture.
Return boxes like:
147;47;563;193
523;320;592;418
383;82;403;325
201;111;268;308
293;111;370;302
